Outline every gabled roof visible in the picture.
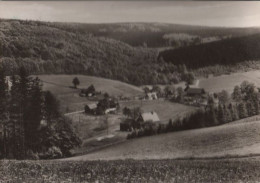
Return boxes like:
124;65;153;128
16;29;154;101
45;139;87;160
187;88;205;95
86;103;97;110
141;111;160;122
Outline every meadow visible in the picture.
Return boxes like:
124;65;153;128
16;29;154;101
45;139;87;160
120;99;196;123
68;100;196;155
1;158;260;183
35;74;143;113
199;70;260;93
68;119;260;161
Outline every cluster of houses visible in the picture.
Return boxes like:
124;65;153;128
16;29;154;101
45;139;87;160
81;83;220;134
183;85;219;107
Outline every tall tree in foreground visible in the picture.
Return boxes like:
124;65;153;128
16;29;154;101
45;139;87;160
9;74;23;159
18;67;32;157
27;77;44;151
0;68;9;158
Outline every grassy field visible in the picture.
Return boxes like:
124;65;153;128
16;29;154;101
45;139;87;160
120;99;196;123
67;119;260;161
1;158;260;182
67;112;127;155
199;70;260;93
35;74;143;113
68;100;196;155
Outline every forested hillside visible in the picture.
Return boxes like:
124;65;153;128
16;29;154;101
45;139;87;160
0;19;184;85
52;22;260;48
159;34;260;70
1;19;260;85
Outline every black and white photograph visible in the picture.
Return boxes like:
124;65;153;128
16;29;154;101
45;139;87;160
1;1;260;182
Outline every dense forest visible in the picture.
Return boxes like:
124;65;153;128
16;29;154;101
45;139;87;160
0;67;81;159
1;19;260;85
0;19;198;85
159;34;260;70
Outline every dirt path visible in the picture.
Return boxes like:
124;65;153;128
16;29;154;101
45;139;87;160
64;110;84;116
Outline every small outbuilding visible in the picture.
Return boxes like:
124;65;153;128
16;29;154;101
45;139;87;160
145;92;158;100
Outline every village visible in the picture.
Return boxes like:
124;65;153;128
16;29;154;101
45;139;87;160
78;78;220;136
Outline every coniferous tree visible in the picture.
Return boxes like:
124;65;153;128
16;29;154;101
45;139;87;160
0;68;9;158
18;67;32;157
246;102;254;116
238;102;248;119
232;85;242;103
9;74;23;159
27;77;44;151
217;105;225;124
230;104;239;121
224;105;232;123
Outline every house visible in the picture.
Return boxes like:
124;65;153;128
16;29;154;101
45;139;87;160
85;103;98;114
145;92;158;100
137;111;160;123
96;97;120;115
185;86;206;97
80;85;97;97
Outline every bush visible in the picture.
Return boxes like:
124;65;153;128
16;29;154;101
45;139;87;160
44;146;63;159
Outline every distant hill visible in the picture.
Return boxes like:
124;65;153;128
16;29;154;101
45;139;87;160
52;22;260;48
159;34;260;70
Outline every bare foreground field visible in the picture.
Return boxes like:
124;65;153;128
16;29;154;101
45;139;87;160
1;158;260;183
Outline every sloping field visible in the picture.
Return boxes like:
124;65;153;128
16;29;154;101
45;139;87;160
36;74;143;112
199;70;260;93
38;74;143;96
67;120;260;160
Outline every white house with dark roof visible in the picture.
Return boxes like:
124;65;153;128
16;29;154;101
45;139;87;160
138;111;160;123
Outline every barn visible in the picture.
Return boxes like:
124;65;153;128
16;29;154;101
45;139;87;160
85;103;97;114
185;87;206;97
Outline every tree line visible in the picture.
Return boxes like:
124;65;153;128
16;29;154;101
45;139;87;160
159;34;260;76
0;67;81;159
127;81;260;139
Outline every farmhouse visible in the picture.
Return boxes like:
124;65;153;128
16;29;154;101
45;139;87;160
145;92;158;100
185;87;206;97
80;85;97;97
85;103;98;114
137;111;160;123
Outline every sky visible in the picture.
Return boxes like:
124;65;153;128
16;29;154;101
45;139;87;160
0;1;260;27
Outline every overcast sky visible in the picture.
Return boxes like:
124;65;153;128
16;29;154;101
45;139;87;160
1;1;260;27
